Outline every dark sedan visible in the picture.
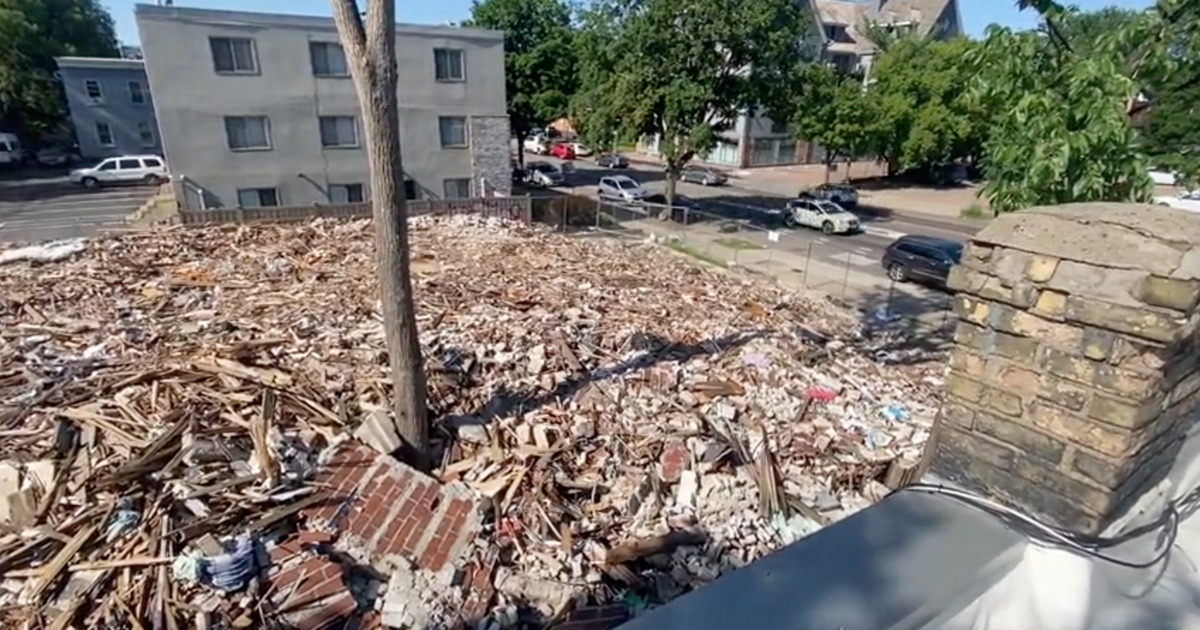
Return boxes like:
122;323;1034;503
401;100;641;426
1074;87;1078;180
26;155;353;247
800;183;858;208
680;166;728;186
596;153;629;169
881;235;963;286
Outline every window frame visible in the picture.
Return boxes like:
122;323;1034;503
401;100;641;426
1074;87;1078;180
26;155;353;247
128;80;146;104
318;115;360;148
224;116;272;152
236;187;280;208
443;178;472;199
137;122;156;147
329;183;365;203
210;37;259;75
95;122;114;147
433;48;466;82
84;79;103;102
309;41;349;77
438;116;468;148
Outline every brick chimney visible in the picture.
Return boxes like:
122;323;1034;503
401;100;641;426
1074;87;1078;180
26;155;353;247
930;202;1200;534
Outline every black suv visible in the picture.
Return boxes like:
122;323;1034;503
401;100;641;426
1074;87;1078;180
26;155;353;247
881;235;963;286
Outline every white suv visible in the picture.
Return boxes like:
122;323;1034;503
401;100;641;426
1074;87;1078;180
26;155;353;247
71;155;169;189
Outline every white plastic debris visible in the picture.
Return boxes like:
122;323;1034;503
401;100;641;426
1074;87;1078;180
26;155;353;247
0;239;86;265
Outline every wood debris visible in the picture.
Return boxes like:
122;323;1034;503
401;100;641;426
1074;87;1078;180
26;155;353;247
0;215;944;628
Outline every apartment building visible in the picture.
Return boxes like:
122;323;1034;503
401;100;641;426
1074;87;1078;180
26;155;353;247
56;57;162;159
134;4;511;210
639;0;962;169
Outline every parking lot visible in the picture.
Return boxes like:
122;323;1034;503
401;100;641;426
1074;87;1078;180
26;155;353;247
0;177;155;243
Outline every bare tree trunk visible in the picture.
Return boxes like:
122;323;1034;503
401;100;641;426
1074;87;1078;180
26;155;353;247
330;0;430;468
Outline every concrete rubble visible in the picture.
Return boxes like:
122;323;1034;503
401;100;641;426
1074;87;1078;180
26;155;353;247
0;215;943;629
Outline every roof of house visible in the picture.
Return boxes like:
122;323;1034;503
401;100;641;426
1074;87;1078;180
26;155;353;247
812;0;959;55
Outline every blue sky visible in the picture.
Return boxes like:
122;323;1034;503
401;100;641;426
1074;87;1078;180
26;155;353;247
103;0;1156;46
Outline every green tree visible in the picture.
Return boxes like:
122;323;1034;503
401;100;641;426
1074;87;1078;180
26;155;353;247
867;37;982;177
1142;73;1200;180
466;0;576;167
573;0;812;203
0;0;119;139
790;64;879;181
971;1;1200;212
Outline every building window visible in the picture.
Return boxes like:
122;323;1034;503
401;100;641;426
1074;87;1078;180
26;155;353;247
224;116;272;150
438;116;468;147
433;48;465;81
329;183;365;203
319;116;359;148
95;122;114;147
128;81;145;104
84;80;103;102
823;25;847;41
210;37;258;74
443;178;472;199
830;53;857;73
770;119;788;134
137;123;155;147
237;188;279;208
310;42;349;76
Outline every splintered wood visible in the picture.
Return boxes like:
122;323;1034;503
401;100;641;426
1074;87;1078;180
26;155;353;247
0;216;943;627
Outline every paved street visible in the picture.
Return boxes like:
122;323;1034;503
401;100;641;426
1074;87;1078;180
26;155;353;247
0;182;155;243
523;152;979;284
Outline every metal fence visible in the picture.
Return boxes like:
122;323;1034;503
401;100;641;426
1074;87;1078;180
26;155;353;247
527;193;954;326
178;197;533;225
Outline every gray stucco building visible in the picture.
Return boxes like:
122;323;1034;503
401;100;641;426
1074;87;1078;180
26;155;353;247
133;4;511;209
56;57;162;159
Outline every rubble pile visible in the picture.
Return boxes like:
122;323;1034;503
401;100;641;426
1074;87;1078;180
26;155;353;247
0;215;943;629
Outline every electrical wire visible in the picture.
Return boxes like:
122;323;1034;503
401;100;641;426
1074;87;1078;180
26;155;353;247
893;483;1184;570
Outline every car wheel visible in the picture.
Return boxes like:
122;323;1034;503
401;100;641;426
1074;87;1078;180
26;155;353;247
142;174;162;185
81;176;99;189
784;213;798;228
888;264;907;282
822;221;834;235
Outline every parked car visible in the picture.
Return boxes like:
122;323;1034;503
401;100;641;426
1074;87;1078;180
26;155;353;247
783;198;860;234
70;155;168;189
570;143;593;157
1154;191;1200;212
881;235;964;286
34;147;75;167
512;165;527;185
800;183;858;208
680;166;728;186
596;153;629;169
524;136;550;155
525;161;563;187
549;143;577;160
598;175;650;203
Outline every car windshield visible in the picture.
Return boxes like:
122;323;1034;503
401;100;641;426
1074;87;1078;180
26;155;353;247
937;243;964;262
531;164;557;173
616;179;638;189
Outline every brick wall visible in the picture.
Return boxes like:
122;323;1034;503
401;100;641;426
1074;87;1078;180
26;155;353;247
932;202;1200;533
470;115;514;197
301;440;481;575
178;196;532;226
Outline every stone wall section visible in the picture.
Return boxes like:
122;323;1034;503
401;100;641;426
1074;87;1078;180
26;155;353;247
932;203;1200;533
470;115;513;197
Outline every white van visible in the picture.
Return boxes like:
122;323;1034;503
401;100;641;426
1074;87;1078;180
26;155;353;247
0;133;24;165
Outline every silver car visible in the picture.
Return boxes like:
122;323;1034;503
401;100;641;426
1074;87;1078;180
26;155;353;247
680;166;727;186
598;175;650;202
526;161;564;187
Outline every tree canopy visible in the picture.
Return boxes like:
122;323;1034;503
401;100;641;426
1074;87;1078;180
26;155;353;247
0;0;119;139
466;0;576;165
788;64;879;177
572;0;812;201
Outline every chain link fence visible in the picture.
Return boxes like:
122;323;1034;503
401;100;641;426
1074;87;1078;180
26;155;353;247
529;193;955;329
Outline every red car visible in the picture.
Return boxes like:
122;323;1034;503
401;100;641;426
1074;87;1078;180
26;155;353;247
549;143;576;160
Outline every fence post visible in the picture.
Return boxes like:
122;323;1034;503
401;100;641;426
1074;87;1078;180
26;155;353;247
803;242;813;289
841;252;852;300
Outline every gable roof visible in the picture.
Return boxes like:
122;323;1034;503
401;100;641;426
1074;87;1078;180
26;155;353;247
811;0;959;56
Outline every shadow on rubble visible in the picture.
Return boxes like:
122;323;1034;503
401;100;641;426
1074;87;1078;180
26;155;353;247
835;281;957;366
437;329;767;435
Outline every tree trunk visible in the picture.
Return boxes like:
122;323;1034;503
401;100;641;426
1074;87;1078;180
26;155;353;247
515;130;527;168
330;0;430;469
662;159;678;221
823;154;835;184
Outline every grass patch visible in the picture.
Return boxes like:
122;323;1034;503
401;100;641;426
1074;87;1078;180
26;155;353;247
662;241;728;268
714;237;764;251
959;203;986;219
